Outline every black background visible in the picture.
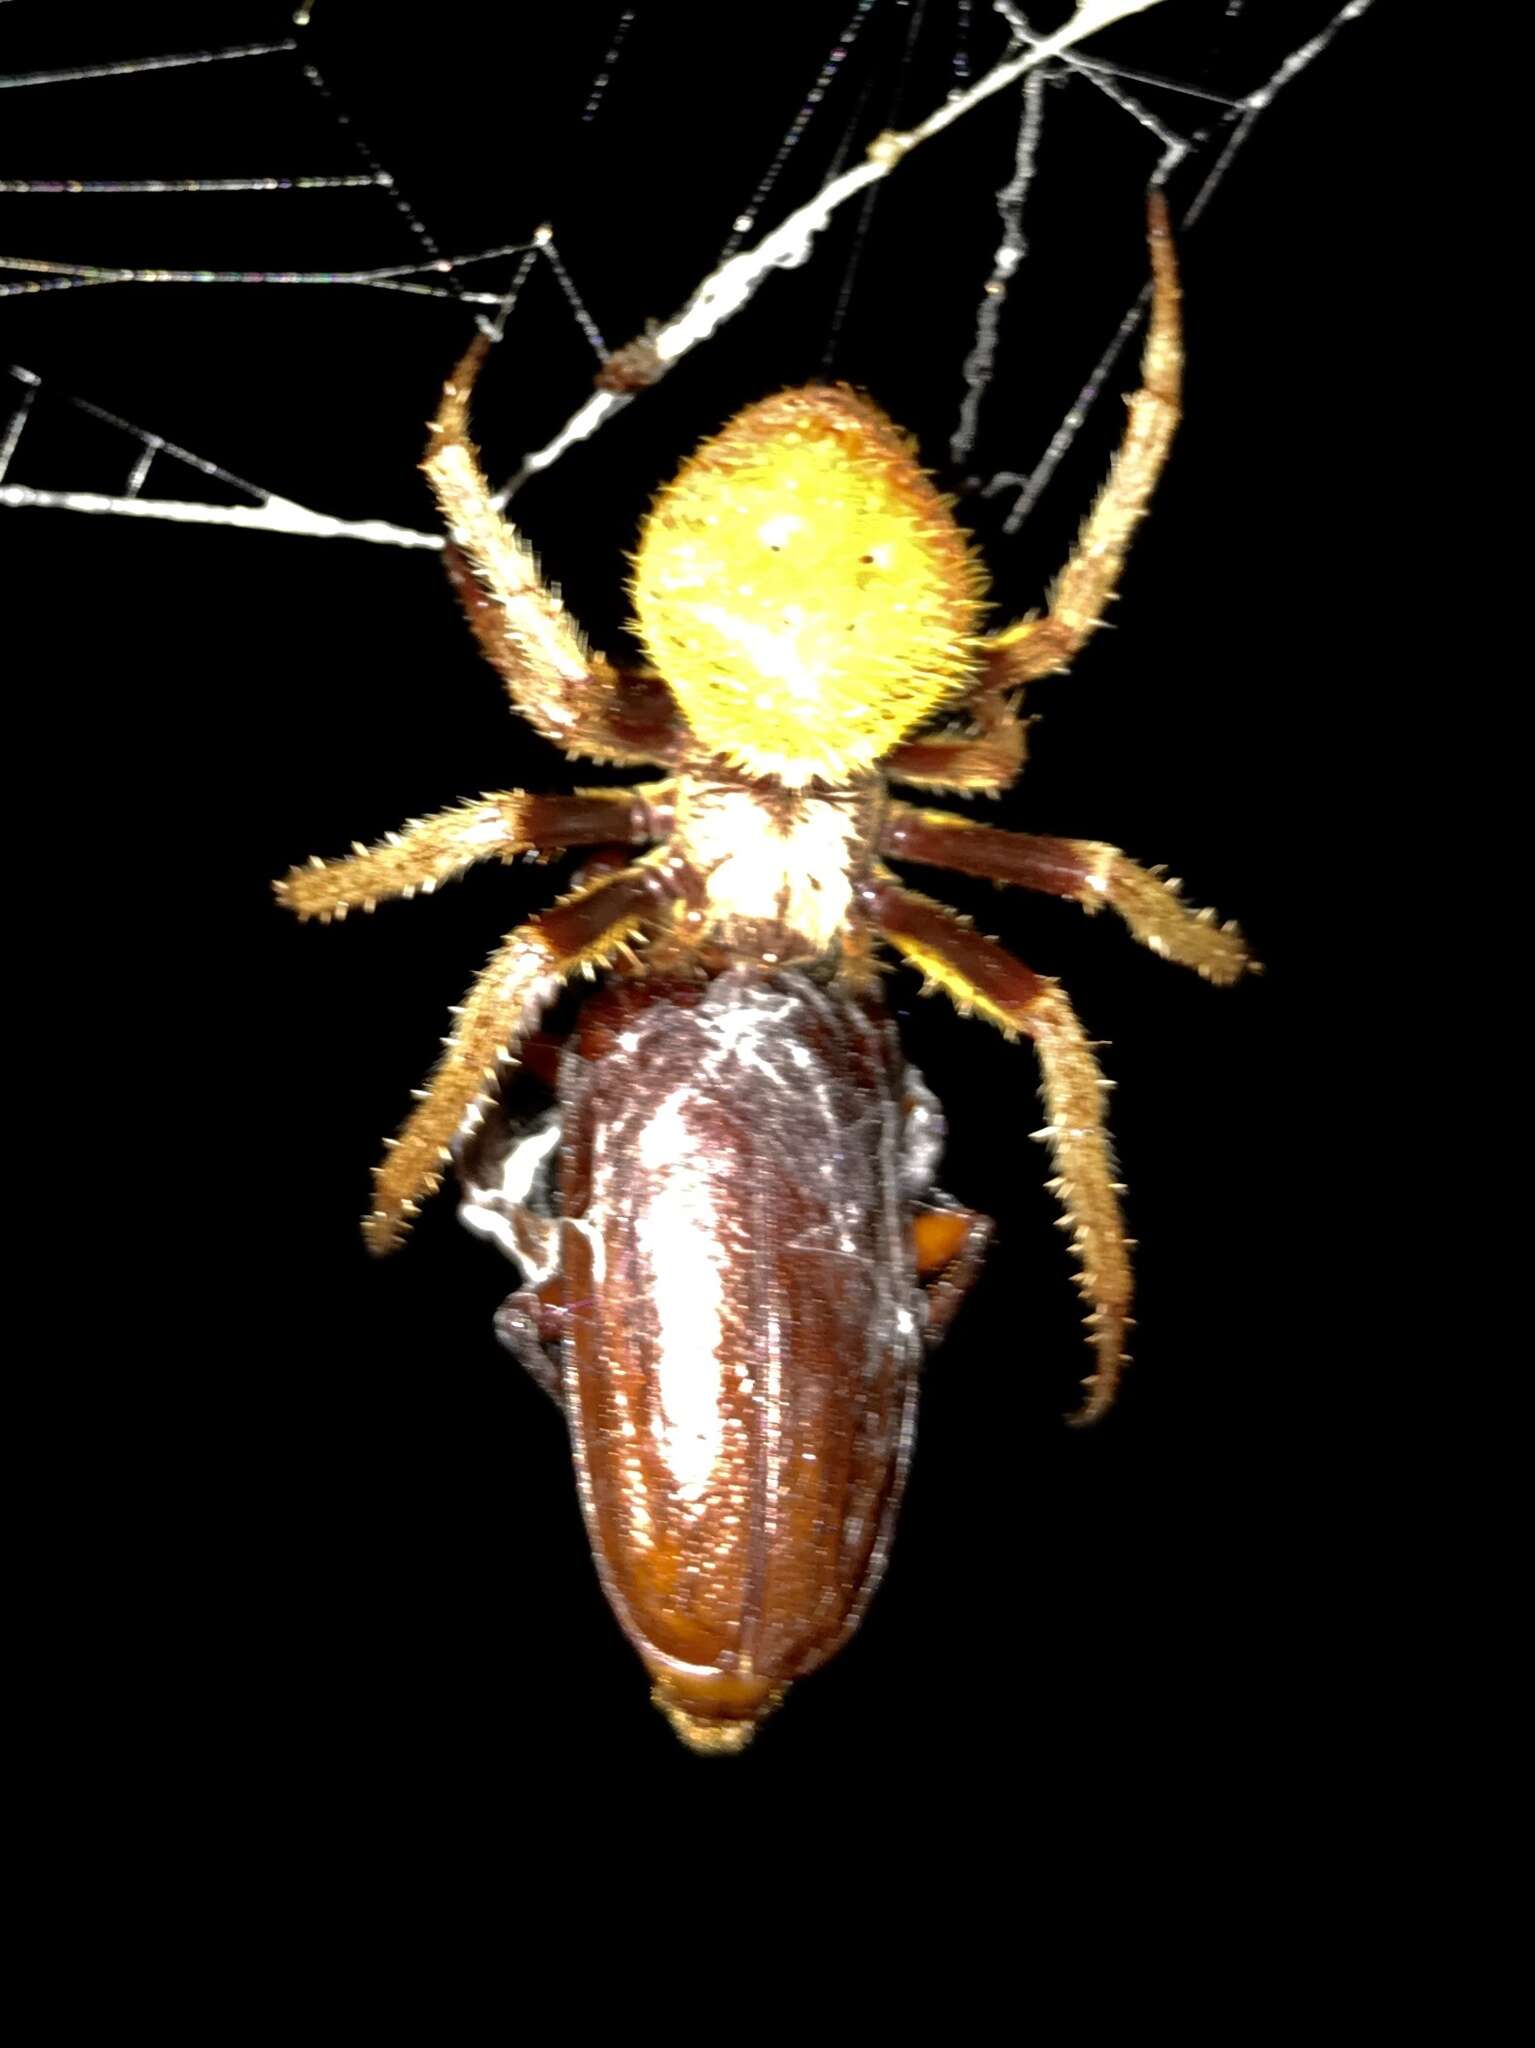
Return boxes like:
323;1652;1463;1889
6;1;1391;1874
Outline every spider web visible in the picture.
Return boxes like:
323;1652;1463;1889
2;0;1375;559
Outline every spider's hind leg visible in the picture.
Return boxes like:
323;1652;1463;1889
869;875;1131;1424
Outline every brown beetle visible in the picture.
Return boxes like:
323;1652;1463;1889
455;968;988;1751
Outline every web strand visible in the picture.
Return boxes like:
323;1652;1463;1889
0;40;299;91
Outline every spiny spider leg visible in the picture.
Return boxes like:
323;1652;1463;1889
883;194;1181;797
976;190;1182;694
868;876;1131;1425
885;695;1028;794
367;859;670;1255
276;785;669;922
425;340;684;768
880;806;1251;984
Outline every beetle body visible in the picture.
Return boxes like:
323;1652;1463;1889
457;967;988;1752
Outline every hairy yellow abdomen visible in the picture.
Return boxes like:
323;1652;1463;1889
631;385;986;786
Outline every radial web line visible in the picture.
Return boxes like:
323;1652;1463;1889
819;0;942;372
298;59;449;276
0;243;540;299
718;0;883;260
582;10;638;124
950;0;1191;487
0;41;299;91
948;53;1046;471
0;175;386;196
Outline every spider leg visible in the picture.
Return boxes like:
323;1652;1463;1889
881;198;1177;790
425;339;685;767
885;696;1028;795
881;805;1251;984
367;859;669;1254
867;875;1131;1424
964;191;1182;713
275;785;669;922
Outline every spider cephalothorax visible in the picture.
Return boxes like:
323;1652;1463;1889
278;195;1252;1751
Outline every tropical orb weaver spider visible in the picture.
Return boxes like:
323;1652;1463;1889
277;194;1251;1753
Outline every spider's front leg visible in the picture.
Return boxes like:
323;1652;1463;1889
364;858;673;1253
979;190;1182;696
881;805;1251;984
889;190;1183;803
867;876;1131;1424
425;338;684;768
275;785;669;921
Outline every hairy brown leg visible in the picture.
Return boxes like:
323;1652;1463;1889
881;805;1251;983
367;861;669;1254
970;191;1182;698
869;877;1131;1424
885;696;1028;795
275;785;668;921
439;545;683;767
425;339;684;767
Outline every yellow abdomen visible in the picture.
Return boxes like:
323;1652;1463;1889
631;386;986;787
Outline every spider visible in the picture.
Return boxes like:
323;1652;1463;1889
277;193;1251;1750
